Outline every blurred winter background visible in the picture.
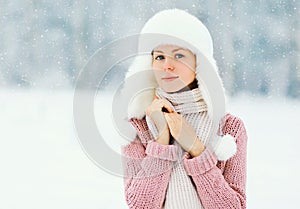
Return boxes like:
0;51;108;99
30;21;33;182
1;0;300;208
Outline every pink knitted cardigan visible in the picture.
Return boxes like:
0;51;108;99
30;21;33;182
122;113;247;209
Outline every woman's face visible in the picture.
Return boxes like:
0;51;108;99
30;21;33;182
152;45;196;93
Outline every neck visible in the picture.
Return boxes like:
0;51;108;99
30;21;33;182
173;79;198;93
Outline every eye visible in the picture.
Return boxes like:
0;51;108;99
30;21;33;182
175;53;184;59
155;55;165;60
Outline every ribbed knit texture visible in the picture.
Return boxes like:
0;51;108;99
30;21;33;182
148;87;216;209
122;113;248;209
155;87;214;146
156;87;208;114
164;152;202;209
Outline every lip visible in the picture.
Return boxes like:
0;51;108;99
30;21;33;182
161;76;179;82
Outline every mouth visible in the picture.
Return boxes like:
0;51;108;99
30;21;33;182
161;76;179;82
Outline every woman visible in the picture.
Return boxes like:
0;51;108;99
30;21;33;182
121;9;247;209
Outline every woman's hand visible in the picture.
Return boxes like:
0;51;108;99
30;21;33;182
146;99;174;145
164;112;205;157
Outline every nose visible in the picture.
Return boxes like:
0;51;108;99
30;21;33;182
163;57;175;71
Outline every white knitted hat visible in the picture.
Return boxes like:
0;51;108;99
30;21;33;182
123;9;236;160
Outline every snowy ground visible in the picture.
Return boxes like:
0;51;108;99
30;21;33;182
0;88;299;209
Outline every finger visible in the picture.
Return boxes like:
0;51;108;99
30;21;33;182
164;113;179;128
160;99;174;113
164;113;174;127
164;113;171;123
164;113;182;140
150;100;166;112
147;101;164;116
168;112;182;123
168;113;184;132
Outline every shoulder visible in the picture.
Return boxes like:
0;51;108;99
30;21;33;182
221;113;247;139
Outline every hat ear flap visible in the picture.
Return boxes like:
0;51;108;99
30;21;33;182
125;54;153;79
127;88;156;120
122;55;157;119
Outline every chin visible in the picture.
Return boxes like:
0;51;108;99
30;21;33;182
160;84;185;93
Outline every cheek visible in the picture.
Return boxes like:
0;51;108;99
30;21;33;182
152;62;165;77
152;69;164;83
152;61;162;70
184;58;196;71
180;66;196;82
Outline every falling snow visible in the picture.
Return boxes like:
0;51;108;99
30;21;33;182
0;1;298;97
0;1;300;209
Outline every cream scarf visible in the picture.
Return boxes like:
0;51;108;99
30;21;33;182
146;87;216;209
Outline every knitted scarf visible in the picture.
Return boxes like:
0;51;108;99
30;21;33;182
146;87;215;209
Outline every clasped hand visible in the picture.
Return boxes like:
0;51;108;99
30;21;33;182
146;98;205;156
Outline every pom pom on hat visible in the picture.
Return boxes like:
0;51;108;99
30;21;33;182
214;134;237;161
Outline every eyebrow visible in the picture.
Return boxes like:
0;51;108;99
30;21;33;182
152;48;186;54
